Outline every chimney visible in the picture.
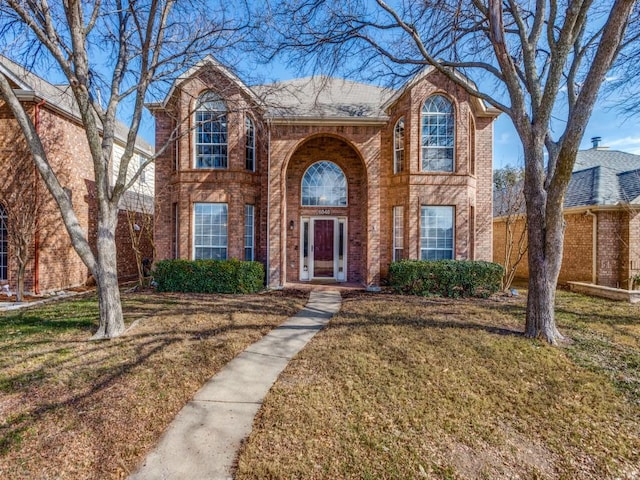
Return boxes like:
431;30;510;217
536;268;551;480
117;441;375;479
591;136;602;149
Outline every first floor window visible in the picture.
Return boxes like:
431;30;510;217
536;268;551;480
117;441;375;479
393;206;404;262
194;203;227;260
420;206;454;260
244;204;255;261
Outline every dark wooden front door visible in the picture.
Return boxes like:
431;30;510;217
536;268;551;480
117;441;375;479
313;219;334;277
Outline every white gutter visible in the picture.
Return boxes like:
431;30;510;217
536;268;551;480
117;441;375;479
585;209;597;284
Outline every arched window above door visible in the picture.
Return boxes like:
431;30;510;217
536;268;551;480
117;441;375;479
301;161;347;206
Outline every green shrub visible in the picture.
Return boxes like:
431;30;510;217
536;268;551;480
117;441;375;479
388;260;503;298
153;259;265;294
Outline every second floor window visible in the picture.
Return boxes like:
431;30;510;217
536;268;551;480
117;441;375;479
246;116;255;171
195;91;227;169
394;117;404;174
422;95;454;172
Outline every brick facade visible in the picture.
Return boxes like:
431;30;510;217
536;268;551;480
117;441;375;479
0;88;153;293
154;61;498;288
493;208;640;288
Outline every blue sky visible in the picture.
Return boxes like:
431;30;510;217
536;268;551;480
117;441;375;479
493;96;640;169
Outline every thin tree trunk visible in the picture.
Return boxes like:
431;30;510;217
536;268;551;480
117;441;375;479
16;262;25;302
91;209;124;339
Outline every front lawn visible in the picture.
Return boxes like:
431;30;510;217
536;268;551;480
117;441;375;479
0;290;307;479
236;290;640;479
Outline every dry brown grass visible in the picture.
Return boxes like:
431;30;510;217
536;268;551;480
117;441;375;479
236;290;640;480
0;290;307;480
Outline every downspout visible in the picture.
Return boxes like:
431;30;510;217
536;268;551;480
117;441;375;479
33;99;46;294
585;209;597;284
265;118;271;288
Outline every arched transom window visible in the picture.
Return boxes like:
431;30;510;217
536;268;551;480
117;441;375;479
421;95;454;172
301;161;347;206
195;91;227;169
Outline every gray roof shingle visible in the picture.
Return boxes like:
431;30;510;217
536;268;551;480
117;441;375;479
567;149;640;207
252;76;394;119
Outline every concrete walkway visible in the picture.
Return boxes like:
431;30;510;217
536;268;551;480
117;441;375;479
129;289;342;480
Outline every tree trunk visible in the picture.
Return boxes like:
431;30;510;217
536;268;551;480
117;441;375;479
523;148;565;345
91;210;124;339
16;262;25;302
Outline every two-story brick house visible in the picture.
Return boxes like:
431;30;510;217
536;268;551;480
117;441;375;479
152;57;499;289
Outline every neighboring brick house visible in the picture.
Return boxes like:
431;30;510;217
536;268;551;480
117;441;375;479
151;57;499;288
493;140;640;289
0;56;154;294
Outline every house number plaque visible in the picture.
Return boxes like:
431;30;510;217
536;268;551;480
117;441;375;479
318;209;331;215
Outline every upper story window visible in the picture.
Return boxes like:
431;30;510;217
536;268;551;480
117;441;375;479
421;95;454;172
195;91;227;169
301;161;347;206
394;117;405;174
245;116;255;171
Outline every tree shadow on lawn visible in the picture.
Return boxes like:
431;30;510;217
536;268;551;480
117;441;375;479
334;298;526;338
0;294;308;463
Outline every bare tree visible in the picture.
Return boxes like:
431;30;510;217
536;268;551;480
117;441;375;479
0;1;246;338
259;0;638;343
494;166;527;292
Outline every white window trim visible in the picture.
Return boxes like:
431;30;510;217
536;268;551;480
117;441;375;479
193;92;228;170
420;205;455;260
245;116;256;172
421;95;455;173
244;204;255;261
301;161;348;207
192;202;228;260
394;117;405;174
393;206;404;262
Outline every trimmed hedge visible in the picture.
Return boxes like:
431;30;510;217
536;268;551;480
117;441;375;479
388;260;503;298
153;259;265;294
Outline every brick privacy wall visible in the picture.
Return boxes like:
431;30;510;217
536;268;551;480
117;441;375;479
154;66;266;266
1;99;154;293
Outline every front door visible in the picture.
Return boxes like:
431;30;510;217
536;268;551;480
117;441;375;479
299;217;347;282
313;219;334;277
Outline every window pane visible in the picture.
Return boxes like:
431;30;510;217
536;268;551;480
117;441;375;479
421;95;454;172
195;92;227;169
244;205;255;261
246;117;255;171
394;118;404;174
194;203;228;260
301;161;347;206
420;206;454;260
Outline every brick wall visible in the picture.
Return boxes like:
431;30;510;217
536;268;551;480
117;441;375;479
492;209;638;288
1;98;154;293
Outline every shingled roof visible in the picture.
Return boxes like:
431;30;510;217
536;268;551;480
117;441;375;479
252;76;393;120
0;55;153;154
566;148;640;207
494;147;640;218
